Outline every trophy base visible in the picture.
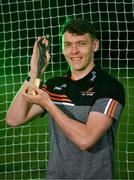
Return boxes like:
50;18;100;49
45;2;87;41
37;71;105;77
27;78;43;95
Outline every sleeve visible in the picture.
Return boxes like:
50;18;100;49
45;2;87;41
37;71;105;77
90;98;123;121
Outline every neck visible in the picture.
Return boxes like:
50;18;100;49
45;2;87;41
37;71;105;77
71;62;95;80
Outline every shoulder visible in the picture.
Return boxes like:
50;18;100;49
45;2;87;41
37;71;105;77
100;69;123;88
45;74;67;92
95;68;125;107
46;74;67;85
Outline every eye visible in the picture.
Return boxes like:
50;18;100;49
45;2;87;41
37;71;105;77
79;41;86;46
64;42;71;47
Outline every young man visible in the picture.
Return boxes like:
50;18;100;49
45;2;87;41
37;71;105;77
6;19;125;179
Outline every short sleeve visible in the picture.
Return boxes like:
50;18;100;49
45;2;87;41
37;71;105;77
90;98;123;121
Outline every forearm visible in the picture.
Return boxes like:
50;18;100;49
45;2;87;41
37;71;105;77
46;102;92;150
6;81;33;126
6;36;50;127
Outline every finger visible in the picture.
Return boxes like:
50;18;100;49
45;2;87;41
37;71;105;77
22;92;33;103
32;41;39;56
37;36;42;41
22;85;28;93
46;51;51;64
33;36;43;55
42;35;50;48
33;86;43;94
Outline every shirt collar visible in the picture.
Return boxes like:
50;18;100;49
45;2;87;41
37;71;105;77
67;66;101;83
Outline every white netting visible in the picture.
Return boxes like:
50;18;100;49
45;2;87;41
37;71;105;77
0;0;134;179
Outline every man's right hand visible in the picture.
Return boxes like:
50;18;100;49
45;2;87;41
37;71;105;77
29;36;51;78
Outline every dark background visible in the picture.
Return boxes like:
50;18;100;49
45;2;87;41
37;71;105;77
0;0;134;179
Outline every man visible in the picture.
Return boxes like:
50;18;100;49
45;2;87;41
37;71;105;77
6;18;125;179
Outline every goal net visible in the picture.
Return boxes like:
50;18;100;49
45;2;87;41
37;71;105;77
0;0;134;179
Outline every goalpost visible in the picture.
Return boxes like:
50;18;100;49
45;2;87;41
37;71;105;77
0;0;134;179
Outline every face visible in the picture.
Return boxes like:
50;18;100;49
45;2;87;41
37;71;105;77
62;32;99;73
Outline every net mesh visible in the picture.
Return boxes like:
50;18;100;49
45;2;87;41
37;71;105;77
0;0;134;179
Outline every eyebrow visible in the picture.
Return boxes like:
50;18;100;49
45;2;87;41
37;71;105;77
64;40;87;44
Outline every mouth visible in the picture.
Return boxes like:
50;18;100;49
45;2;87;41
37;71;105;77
71;57;82;61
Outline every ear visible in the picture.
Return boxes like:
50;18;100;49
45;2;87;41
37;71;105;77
93;39;99;52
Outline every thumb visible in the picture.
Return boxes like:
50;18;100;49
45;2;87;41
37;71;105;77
33;86;42;94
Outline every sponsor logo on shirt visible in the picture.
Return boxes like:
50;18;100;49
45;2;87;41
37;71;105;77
54;84;67;91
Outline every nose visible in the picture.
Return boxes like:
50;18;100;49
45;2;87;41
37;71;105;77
71;44;79;54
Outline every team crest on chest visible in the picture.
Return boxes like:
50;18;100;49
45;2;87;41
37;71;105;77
81;87;95;96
